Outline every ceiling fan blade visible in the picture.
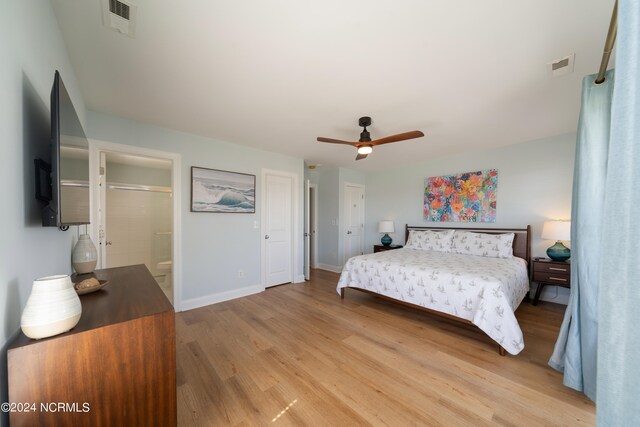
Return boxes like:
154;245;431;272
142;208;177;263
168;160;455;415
355;153;368;161
371;130;425;146
317;137;356;145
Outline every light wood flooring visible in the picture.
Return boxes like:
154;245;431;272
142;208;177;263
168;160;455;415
176;269;595;426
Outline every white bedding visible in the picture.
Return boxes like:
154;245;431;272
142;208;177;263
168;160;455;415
337;248;530;355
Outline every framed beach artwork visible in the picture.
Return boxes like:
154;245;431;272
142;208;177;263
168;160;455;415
424;169;498;223
191;167;256;213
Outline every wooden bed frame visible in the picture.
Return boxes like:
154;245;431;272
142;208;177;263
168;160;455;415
340;224;532;356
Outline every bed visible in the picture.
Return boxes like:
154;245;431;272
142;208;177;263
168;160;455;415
337;225;531;355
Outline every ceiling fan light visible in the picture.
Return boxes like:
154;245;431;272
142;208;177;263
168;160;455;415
357;145;373;155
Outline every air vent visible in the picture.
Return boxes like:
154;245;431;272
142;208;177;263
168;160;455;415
109;0;130;20
548;54;575;78
551;58;569;71
102;0;137;37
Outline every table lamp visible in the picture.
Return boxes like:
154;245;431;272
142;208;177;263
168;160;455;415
378;220;395;246
541;220;571;261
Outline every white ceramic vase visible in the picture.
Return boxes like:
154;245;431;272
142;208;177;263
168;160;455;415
20;275;82;339
72;234;97;274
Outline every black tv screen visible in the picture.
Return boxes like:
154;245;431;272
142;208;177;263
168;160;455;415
42;71;90;227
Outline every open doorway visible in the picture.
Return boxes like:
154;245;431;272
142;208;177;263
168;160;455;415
309;184;317;269
304;182;318;279
90;141;182;309
101;152;173;302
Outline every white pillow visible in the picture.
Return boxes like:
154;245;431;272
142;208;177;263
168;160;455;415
451;231;514;259
405;229;455;252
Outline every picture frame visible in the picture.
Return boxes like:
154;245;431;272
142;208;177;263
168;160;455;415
423;169;498;223
191;166;256;213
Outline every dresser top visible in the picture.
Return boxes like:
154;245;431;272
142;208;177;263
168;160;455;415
533;257;571;265
10;264;174;349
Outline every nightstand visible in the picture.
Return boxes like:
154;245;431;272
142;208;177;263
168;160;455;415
373;244;403;253
532;258;571;305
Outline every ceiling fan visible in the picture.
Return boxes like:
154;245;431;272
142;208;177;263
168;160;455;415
317;117;424;160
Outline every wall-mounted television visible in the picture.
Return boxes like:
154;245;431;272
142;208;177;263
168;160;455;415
36;70;90;228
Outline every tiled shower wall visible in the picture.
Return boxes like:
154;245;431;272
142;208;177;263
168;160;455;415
105;188;172;279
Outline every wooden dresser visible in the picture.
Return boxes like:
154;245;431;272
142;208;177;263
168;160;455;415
7;265;176;427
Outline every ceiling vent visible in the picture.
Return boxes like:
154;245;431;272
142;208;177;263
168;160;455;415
102;0;137;37
548;54;575;78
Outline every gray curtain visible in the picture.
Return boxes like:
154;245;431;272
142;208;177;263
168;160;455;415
597;0;640;424
548;70;614;400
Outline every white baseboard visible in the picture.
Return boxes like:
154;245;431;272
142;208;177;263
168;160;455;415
181;284;264;311
315;263;343;273
294;274;306;283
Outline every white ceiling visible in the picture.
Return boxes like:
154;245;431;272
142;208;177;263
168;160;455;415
51;0;615;171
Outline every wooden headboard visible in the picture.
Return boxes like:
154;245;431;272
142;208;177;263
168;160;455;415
405;225;532;270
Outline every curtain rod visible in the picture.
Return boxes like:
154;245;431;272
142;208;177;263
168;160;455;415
595;0;618;84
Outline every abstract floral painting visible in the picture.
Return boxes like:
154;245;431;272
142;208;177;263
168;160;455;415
424;169;498;222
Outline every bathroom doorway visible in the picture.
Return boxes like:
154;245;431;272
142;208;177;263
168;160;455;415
90;142;181;308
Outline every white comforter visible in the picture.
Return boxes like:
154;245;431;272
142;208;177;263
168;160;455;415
337;248;530;355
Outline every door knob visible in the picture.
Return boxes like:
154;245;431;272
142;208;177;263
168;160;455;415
347;231;352;235
105;241;113;246
265;235;270;239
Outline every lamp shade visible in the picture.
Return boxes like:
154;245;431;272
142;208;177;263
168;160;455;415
378;220;395;234
541;220;571;241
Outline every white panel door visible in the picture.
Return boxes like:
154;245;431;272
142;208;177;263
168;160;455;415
344;184;365;262
265;173;293;287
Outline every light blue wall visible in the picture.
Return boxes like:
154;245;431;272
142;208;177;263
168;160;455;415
364;133;576;303
0;2;86;349
87;111;305;303
304;169;319;185
339;167;367;185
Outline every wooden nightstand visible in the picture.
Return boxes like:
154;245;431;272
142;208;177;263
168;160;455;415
532;258;571;305
373;244;403;253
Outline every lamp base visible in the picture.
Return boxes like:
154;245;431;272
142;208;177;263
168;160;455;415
381;234;392;246
546;241;570;261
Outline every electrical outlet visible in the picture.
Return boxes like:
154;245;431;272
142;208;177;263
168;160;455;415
238;270;244;278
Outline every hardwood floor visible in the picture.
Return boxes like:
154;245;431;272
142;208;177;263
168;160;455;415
176;269;594;426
